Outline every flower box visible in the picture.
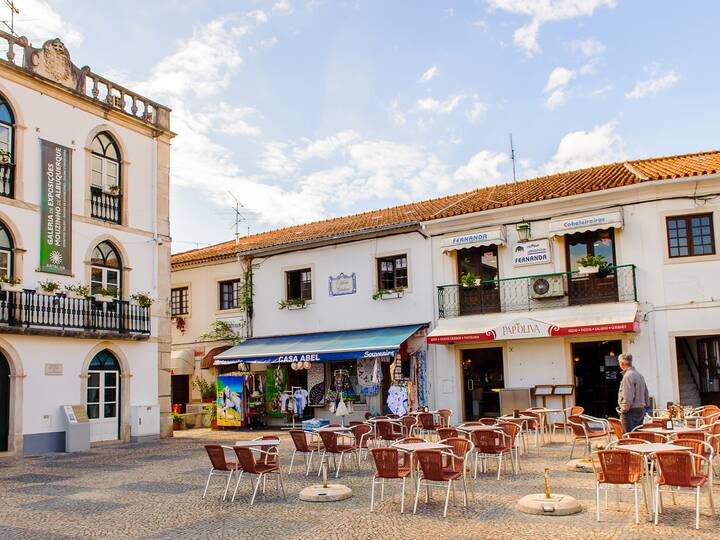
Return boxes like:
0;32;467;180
461;279;481;288
0;282;22;293
380;290;404;300
94;294;115;303
65;291;85;300
287;303;307;310
577;265;599;275
36;287;58;296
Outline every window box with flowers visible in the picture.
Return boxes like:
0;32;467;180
0;274;21;293
577;254;607;275
64;283;90;300
372;288;405;301
278;298;307;310
130;291;154;308
94;287;117;303
37;279;61;296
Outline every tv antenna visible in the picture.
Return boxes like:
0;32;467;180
2;1;19;35
509;133;517;183
227;192;247;244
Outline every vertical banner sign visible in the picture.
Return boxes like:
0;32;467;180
39;139;72;274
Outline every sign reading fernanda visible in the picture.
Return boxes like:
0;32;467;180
441;227;505;252
40;139;72;275
512;239;551;266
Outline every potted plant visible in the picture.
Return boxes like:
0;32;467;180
460;272;481;288
64;283;90;299
204;402;218;429
0;274;22;293
0;148;11;166
171;411;185;431
577;254;607;274
192;376;216;403
108;184;120;196
130;291;153;308
277;298;307;310
94;287;117;303
175;316;186;333
37;279;61;296
372;287;405;300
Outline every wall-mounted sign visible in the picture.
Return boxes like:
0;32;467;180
39;139;73;275
63;405;77;424
548;210;623;237
328;272;356;296
512;239;551;266
45;363;63;376
440;227;505;253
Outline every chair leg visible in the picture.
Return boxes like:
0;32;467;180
381;478;385;501
443;480;452;518
202;469;213;499
634;483;639;524
654;485;660;525
336;452;344;479
462;476;468;506
596;482;601;522
288;450;297;474
696;486;701;530
231;470;245;502
249;474;262;506
222;470;234;501
400;477;406;514
370;478;376;512
497;453;503;480
708;483;715;516
570;439;576;459
306;451;314;476
317;451;326;477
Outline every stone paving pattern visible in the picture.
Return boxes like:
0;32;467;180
1;430;718;539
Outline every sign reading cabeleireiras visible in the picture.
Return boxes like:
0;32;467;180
512;239;551;266
328;272;356;296
39;139;72;275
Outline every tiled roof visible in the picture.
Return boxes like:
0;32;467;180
172;150;720;267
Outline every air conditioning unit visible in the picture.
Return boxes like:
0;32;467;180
530;275;565;299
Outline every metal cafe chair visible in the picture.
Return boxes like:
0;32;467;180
369;447;412;514
202;444;240;501
288;429;321;476
593;449;645;524
231;446;286;505
413;449;467;518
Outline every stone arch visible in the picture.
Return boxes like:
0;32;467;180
0;81;27;200
84;234;132;299
84;123;128;160
83;124;130;225
81;342;132;442
0;337;24;454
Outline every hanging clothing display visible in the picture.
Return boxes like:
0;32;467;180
307;363;325;406
293;388;309;416
358;357;381;396
387;383;409;416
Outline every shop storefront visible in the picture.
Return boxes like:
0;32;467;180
213;324;429;426
428;303;639;421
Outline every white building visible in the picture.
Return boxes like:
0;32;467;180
426;154;720;424
0;33;173;455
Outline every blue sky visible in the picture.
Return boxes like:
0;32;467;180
12;1;718;252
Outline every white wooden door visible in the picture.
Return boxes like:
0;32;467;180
87;370;119;442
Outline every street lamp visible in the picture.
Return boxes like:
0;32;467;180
516;221;531;242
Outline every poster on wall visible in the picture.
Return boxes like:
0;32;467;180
328;272;356;296
39;139;72;275
512;239;551;266
216;375;245;427
266;366;286;418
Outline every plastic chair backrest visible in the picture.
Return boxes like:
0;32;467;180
352;423;372;447
438;428;458;440
376;420;399;440
442;437;471;473
437;409;452;428
371;447;401;479
470;429;507;453
418;412;437;430
608;417;623;439
415;450;445;482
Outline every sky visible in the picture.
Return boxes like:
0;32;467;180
9;1;718;252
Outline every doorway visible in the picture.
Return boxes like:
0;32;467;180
171;375;190;414
87;350;120;442
462;347;504;420
0;352;9;451
572;340;622;418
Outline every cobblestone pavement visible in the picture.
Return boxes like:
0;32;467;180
1;430;718;539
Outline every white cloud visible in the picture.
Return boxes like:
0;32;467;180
543;67;575;109
544;67;575;92
535;121;625;175
419;66;439;82
416;94;464;113
472;19;489;30
625;70;679;99
454;151;509;184
12;0;83;47
203;103;261;137
273;0;293;13
389;100;406;127
569;38;606;57
486;0;617;55
258;142;297;176
294;130;360;161
246;10;269;23
466;97;488;123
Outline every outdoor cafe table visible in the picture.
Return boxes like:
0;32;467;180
231;440;281;448
499;415;539;449
527;408;563;442
391;441;452;478
639;426;706;437
614;442;690;518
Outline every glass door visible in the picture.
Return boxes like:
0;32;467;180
462;347;504;420
87;369;119;442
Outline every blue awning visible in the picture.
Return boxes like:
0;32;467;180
214;324;423;365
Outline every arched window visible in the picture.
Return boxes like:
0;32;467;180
89;349;120;370
0;221;13;278
0;94;15;198
87;350;120;439
91;241;122;297
90;132;120;192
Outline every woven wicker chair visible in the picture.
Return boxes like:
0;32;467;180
470;428;514;479
288;429;321;476
351;423;376;461
202;444;239;501
318;430;359;478
231;446;285;505
413;449;466;518
438;427;459;440
375;419;404;445
608;417;623;439
628;431;666;444
369;447;412;513
437;409;452;428
594;449;644;524
568;415;611;458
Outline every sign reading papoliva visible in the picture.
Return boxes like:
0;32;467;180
512;239;551;266
39;139;72;275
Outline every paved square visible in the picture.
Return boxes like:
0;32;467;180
0;431;717;539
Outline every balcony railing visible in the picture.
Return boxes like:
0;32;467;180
437;264;637;319
0;290;150;335
90;186;121;224
0;162;14;198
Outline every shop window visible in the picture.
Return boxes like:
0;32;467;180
565;229;616;270
666;213;715;258
171;287;189;316
377;254;408;290
286;268;312;301
91;241;122;297
219;279;242;310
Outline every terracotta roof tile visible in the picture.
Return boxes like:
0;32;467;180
172;150;720;267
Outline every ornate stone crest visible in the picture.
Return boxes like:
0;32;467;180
23;39;89;93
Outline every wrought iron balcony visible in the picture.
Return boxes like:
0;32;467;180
0;162;14;198
0;290;150;335
90;186;121;224
437;264;637;319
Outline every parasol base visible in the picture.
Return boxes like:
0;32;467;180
299;484;352;502
566;458;598;473
517;493;582;516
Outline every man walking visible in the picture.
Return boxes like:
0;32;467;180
618;353;650;433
